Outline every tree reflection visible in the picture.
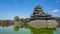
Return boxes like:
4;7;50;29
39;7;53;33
13;24;56;34
14;26;20;31
30;27;55;34
2;25;8;27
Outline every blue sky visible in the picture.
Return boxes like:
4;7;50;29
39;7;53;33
0;0;60;20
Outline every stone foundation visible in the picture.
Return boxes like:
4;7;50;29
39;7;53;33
28;20;58;28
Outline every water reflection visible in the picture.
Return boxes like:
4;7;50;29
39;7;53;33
0;24;57;34
53;28;60;34
14;26;20;31
13;24;56;34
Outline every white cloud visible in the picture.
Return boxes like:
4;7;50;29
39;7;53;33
52;9;60;13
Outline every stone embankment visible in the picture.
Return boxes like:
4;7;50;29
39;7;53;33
28;20;58;28
14;21;24;26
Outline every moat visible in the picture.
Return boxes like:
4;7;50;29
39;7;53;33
0;24;60;34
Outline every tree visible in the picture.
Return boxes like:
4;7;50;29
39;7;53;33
14;16;20;21
20;18;25;22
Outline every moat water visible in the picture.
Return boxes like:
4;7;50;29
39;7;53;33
0;24;60;34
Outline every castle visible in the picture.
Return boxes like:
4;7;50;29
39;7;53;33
28;5;58;28
30;5;55;21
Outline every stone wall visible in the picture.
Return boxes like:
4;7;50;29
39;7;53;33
28;20;58;28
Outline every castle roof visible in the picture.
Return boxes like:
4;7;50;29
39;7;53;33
35;5;42;9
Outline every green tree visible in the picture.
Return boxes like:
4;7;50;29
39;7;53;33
14;16;20;21
20;18;25;22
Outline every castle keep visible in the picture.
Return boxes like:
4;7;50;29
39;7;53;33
30;5;55;21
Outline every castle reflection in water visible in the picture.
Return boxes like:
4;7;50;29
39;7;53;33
0;24;56;34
